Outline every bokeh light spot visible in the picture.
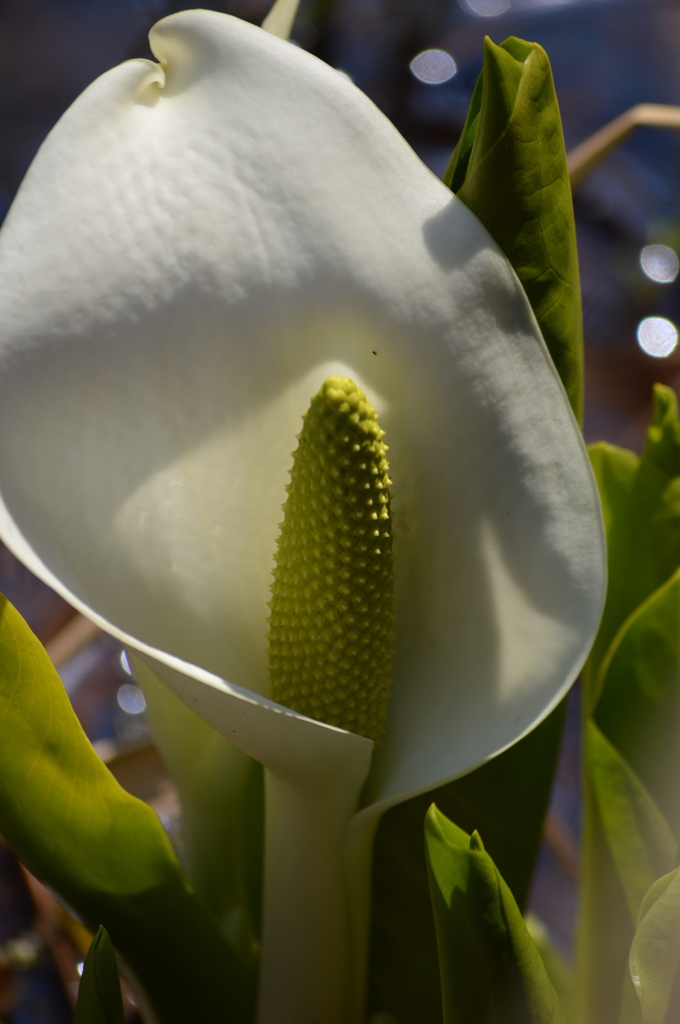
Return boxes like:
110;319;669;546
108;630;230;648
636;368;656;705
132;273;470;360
640;244;679;284
460;0;511;17
637;317;678;358
410;50;457;84
117;683;146;714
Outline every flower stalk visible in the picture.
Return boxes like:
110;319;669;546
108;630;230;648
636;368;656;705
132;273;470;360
260;769;366;1024
258;376;394;1021
0;6;607;1021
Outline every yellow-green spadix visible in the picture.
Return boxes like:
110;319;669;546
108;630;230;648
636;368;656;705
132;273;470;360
269;376;394;742
0;7;606;1023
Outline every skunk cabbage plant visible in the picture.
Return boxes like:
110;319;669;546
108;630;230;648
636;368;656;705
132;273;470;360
0;8;605;1023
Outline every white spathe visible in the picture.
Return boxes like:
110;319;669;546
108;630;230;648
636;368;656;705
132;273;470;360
0;9;605;1024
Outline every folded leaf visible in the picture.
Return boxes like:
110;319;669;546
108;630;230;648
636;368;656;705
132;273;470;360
429;50;584;976
579;389;680;1024
578;610;679;1023
620;867;680;1024
595;568;680;837
587;386;680;708
368;702;566;1022
525;914;575;1024
370;41;582;1015
425;805;565;1024
445;37;582;421
587;721;675;921
0;596;253;1024
73;927;124;1024
579;567;680;1022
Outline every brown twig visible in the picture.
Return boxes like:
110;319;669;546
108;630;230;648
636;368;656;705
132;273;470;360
44;612;100;669
568;103;680;190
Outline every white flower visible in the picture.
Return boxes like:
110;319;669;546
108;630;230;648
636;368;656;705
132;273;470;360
0;9;605;1023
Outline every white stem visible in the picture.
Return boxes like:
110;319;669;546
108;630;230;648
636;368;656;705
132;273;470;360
135;656;376;1020
258;768;372;1024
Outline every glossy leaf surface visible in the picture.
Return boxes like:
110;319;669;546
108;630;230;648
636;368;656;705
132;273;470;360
415;42;585;991
580;577;680;1023
425;805;564;1024
525;915;575;1023
587;386;680;708
595;569;680;838
445;36;583;421
0;596;252;1024
579;387;680;1024
621;867;680;1024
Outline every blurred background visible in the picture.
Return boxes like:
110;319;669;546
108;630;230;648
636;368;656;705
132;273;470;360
1;0;679;1019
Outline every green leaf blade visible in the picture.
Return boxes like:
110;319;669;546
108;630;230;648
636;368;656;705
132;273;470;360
425;804;565;1024
73;927;124;1024
621;867;680;1024
0;595;253;1024
579;388;680;1024
594;568;680;836
587;385;680;705
587;720;676;922
368;702;566;1023
446;37;583;420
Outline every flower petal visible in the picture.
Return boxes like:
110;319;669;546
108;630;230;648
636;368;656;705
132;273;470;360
0;11;605;802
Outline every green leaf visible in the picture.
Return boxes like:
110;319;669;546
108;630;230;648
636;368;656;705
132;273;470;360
444;37;583;421
0;595;253;1024
578;577;680;1023
587;385;680;708
579;646;678;1024
73;927;124;1024
425;805;565;1024
368;701;565;1022
578;390;680;1024
525;914;575;1024
445;37;533;195
620;867;680;1024
595;568;680;837
586;721;675;922
131;656;263;968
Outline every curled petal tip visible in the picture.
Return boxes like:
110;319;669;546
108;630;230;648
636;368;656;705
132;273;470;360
0;7;605;813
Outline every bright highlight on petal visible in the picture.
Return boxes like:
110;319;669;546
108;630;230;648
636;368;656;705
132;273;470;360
0;10;606;1021
0;6;604;808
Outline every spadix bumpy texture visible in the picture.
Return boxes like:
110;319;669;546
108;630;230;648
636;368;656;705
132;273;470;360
0;7;607;816
268;377;394;743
